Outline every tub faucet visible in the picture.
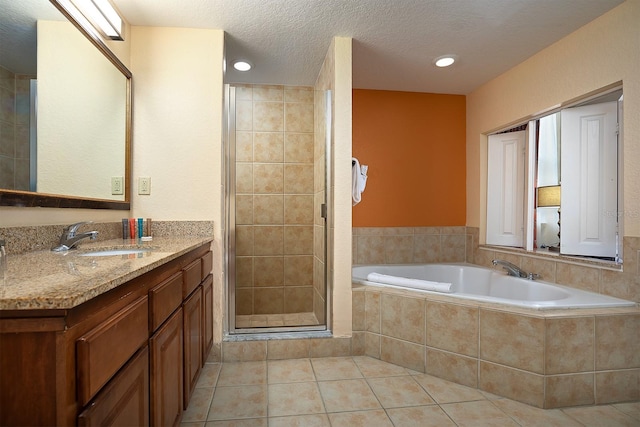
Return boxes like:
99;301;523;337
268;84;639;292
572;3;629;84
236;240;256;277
52;222;98;252
492;259;529;279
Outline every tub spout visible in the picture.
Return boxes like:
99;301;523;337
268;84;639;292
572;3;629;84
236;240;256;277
492;259;529;278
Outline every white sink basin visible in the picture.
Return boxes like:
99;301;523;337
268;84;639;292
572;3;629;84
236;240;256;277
79;248;152;257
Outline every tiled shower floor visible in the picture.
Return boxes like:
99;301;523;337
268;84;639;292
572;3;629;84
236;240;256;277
236;312;320;328
180;355;639;426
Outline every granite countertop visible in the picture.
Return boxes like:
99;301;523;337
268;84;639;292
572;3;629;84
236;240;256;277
0;236;213;311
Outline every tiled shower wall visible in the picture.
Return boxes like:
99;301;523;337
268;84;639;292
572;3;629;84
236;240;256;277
234;84;317;316
0;66;32;191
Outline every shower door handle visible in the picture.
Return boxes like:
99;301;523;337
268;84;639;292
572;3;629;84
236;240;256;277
321;204;327;219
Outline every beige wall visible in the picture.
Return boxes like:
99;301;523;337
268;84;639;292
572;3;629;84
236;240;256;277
130;26;225;345
467;0;640;238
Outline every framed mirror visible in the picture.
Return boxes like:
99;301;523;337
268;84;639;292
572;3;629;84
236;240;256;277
0;0;131;209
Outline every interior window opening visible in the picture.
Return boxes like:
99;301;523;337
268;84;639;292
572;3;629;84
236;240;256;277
486;87;623;263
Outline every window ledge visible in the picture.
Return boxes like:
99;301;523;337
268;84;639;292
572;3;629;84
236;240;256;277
479;245;623;272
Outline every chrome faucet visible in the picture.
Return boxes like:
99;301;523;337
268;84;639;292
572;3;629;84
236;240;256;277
52;222;98;252
492;259;529;279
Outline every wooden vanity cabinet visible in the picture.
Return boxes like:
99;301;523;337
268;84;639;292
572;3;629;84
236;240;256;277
0;244;214;427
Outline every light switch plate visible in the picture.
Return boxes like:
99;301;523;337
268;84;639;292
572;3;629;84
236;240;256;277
138;177;151;195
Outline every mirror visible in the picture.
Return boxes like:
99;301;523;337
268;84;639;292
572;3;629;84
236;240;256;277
0;0;131;209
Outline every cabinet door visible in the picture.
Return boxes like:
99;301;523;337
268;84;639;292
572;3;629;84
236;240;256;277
183;287;202;408
78;346;149;427
150;308;183;427
202;274;213;364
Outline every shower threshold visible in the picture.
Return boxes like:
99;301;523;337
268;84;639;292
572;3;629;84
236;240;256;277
236;312;320;328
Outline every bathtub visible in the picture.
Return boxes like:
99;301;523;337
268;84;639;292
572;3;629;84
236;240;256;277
352;263;636;310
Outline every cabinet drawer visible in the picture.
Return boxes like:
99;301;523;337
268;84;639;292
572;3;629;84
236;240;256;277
149;272;183;332
183;259;202;298
77;297;149;406
201;251;213;281
78;346;149;427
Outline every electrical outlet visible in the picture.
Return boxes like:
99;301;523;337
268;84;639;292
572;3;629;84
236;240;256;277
138;177;151;195
111;176;124;195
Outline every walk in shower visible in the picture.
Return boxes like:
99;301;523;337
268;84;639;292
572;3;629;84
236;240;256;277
224;84;331;333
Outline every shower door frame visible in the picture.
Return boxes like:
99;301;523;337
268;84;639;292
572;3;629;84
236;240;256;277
224;84;331;335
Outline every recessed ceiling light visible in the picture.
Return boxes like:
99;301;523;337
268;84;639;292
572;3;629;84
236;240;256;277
233;60;252;71
434;55;457;67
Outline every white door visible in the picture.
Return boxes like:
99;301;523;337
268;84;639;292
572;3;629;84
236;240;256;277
486;131;526;247
561;101;618;257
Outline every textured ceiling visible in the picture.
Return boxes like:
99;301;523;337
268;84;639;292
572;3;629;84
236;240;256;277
1;0;624;94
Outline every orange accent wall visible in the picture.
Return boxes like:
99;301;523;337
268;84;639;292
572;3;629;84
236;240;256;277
352;89;466;227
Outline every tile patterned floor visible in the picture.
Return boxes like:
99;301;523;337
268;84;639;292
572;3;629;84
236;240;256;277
181;355;640;427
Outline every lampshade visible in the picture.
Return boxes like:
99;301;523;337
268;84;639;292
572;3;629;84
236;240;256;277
537;185;561;207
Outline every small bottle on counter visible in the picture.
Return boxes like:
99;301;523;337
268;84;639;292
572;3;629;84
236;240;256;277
0;239;6;283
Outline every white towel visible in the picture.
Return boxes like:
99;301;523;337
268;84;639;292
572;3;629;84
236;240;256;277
352;157;368;206
366;273;453;293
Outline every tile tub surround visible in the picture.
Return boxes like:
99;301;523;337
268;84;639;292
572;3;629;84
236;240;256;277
352;285;640;409
354;226;640;304
0;235;213;310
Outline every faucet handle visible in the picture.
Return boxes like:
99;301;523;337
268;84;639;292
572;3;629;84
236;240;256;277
527;273;540;280
65;221;94;236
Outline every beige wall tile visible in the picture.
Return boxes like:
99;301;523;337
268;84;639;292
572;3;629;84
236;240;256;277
284;255;313;286
381;294;425;344
284;195;314;224
235;195;253;224
595;369;640;404
556;263;600;293
380;336;425;372
236;131;253;161
236;100;253;130
308;337;352;357
595;314;640;370
267;338;310;360
254;195;284;225
426;348;478;388
222;341;268;362
427;302;479;357
352;332;366;356
385;235;414;264
480;310;545;374
441;235;466;262
413;234;441;263
235;256;253;287
253;163;283;193
285;102;314;133
254;101;283;131
235;226;254;256
284;286;313;313
235;85;253;100
545;316;594;374
544;373;594;408
365;332;381;358
253;85;283;101
254;287;284;314
235;288;253;315
285;133;314;163
254;256;284;287
284;164;314;193
357;235;385;264
254;226;283;255
284;226;313;255
479;361;544;408
284;86;314;103
352;291;365;331
236;163;253;193
254;132;283;162
365;291;381;333
520;257;556;282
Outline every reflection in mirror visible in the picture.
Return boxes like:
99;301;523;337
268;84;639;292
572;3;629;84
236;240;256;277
0;0;131;209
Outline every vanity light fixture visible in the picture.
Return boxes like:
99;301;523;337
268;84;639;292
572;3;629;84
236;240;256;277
233;60;252;71
56;0;124;41
434;55;457;67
